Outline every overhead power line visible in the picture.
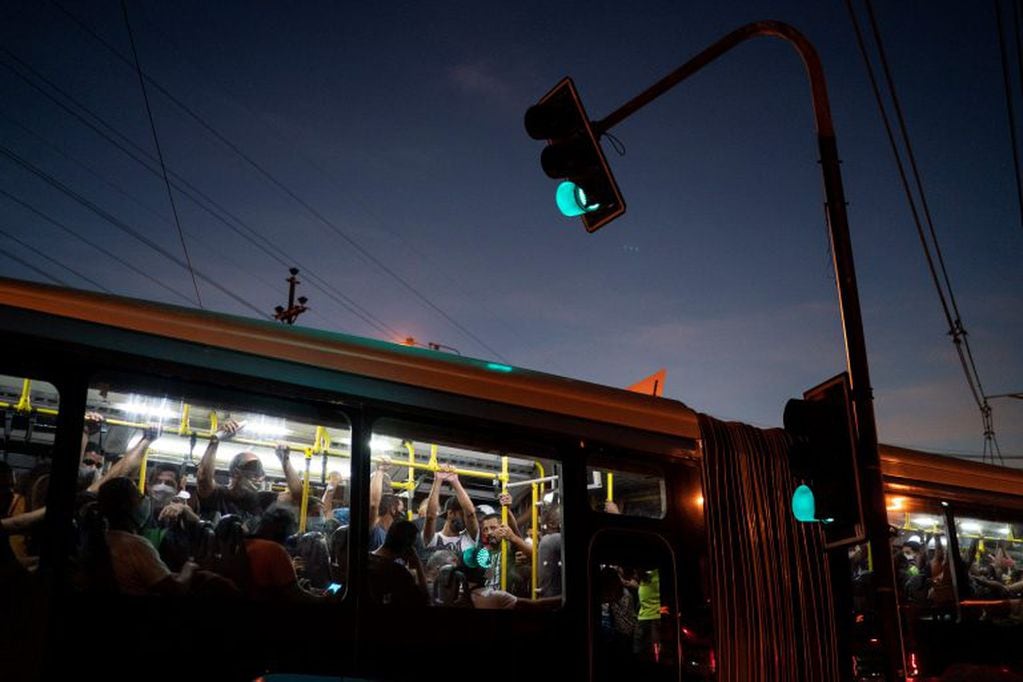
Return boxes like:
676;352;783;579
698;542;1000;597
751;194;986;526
0;225;111;292
846;0;1002;463
0;143;270;319
46;0;507;361
0;247;68;286
0;50;402;339
119;0;202;307
996;0;1023;236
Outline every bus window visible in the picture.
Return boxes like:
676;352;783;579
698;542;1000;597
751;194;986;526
955;514;1023;601
587;464;666;518
366;422;562;610
886;496;951;612
0;374;60;572
71;380;351;600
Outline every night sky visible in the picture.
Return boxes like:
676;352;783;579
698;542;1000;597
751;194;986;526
2;1;1021;462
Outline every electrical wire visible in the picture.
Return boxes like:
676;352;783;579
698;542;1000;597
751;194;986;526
0;48;403;338
0;188;196;304
0;225;111;292
45;0;508;361
0;249;68;286
0;143;270;319
119;0;202;308
996;0;1023;236
847;0;1002;463
0;57;401;338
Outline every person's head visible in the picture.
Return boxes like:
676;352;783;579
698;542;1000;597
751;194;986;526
600;566;624;602
378;493;404;521
381;519;418;557
481;513;502;548
901;539;922;562
97;476;148;532
425;549;458;583
146;464;181;509
543;504;561;533
78;443;104;490
442;497;465;534
228;452;264;495
254;507;297;544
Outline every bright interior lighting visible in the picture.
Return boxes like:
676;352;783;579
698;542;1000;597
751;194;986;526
886;496;905;511
243;417;290;438
999;526;1011;535
960;521;982;533
370;436;400;453
113;400;178;420
149;436;193;457
913;516;939;528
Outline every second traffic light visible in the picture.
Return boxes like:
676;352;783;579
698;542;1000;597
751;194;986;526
783;372;865;548
524;77;625;233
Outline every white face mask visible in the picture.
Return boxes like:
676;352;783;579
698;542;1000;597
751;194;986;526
149;483;177;507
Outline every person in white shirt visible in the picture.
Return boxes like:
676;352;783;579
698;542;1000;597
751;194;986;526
422;465;478;554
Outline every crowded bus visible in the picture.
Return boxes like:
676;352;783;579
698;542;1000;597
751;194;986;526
0;276;1021;681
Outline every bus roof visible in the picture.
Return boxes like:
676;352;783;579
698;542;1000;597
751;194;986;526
879;443;1023;500
0;277;700;441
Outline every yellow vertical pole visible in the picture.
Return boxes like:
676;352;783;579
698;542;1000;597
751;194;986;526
15;379;32;412
866;542;873;572
208;411;218;436
500;455;509;591
299;447;313;533
534;461;546;498
531;482;539;600
606;472;614;503
428;444;438;470
405;441;416;520
137;444;149;495
178;403;191;436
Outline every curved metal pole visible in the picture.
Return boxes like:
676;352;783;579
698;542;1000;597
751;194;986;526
595;21;904;681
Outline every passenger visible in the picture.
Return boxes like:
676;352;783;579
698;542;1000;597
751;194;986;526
95;477;196;595
422;465;479;553
463;560;559;610
140;463;200;571
537;503;563;597
425;549;458;596
368;493;405;552
634;569;662;660
328;525;349;586
599;566;638;665
322;470;350;525
294;531;331;589
198;421;301;528
480;510;532;591
244;508;322;601
366;519;428;607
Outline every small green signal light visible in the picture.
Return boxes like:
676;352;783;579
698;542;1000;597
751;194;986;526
555;181;600;217
791;484;816;523
485;362;513;373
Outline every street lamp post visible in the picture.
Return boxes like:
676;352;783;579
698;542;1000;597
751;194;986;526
591;20;904;681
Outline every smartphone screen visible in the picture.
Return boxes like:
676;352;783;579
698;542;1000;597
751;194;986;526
326;583;342;595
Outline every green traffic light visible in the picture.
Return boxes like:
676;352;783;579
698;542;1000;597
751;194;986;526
791;484;816;522
556;181;600;217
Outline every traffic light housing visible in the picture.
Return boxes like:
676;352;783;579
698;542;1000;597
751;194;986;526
783;372;865;548
524;77;625;233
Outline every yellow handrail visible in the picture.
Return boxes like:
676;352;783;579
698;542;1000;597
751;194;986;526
500;455;509;592
15;379;31;412
0;401;58;416
606;472;614;503
177;403;191;436
531;481;539;600
299;447;313;533
405;441;416;520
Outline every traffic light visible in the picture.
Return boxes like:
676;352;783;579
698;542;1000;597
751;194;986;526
524;77;625;233
783;372;865;548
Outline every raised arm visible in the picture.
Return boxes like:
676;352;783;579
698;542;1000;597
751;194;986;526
322;471;341;516
498;492;522;538
89;425;158;493
422;473;443;544
275;444;304;500
197;419;240;499
368;462;387;525
450;474;477;541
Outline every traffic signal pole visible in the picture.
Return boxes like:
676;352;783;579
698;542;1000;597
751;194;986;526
592;20;904;681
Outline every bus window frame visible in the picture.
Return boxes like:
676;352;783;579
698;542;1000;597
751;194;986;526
586;453;671;520
366;410;567;608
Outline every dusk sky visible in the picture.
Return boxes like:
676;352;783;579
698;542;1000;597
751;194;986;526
1;1;1021;462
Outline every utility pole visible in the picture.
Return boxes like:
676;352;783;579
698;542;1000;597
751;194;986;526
274;267;309;325
533;20;904;681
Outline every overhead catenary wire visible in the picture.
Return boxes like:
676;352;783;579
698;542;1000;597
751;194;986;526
0;249;68;287
0;225;112;292
44;0;508;362
846;0;1002;464
0;55;401;339
996;0;1023;236
0;187;195;305
119;0;202;308
0;143;271;320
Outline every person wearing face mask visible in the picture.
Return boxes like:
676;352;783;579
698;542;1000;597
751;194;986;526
136;464;201;572
95;476;197;595
421;465;479;554
480;507;532;592
367;493;405;553
197;421;302;529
